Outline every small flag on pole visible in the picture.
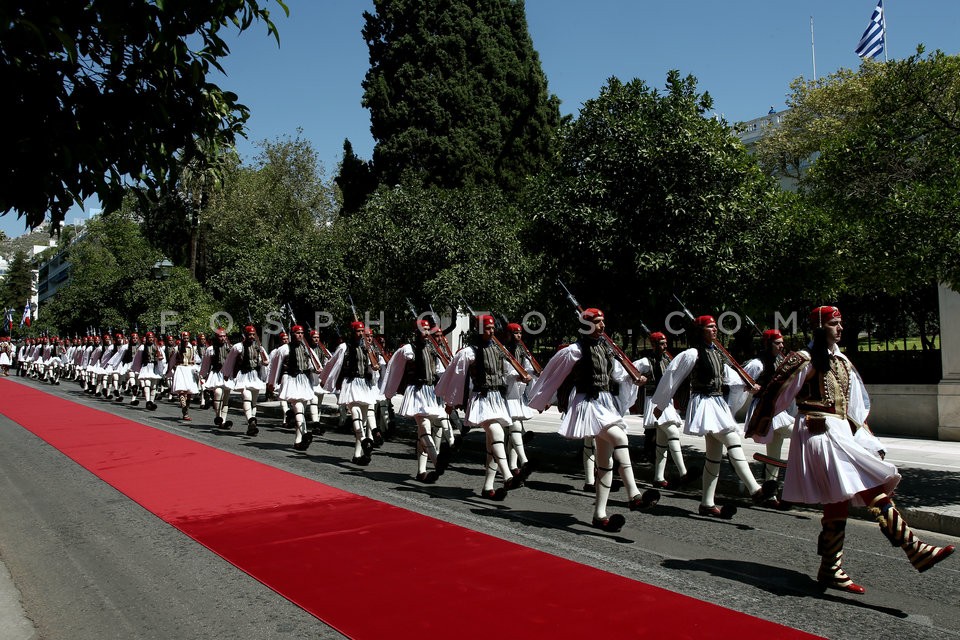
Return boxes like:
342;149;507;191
20;302;31;328
855;0;885;60
4;308;12;332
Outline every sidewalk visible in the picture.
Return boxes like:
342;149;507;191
246;397;960;537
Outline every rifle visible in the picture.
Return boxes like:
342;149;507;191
744;314;764;338
638;318;673;360
672;294;756;388
285;303;323;372
428;302;455;360
245;308;269;364
557;279;644;384
499;313;542;375
347;294;380;370
407;298;450;366
461;299;532;384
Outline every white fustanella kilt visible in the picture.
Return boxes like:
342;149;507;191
681;394;741;437
783;413;900;507
465;390;512;428
557;390;624;439
338;377;379;408
279;373;315;402
399;383;447;420
232;370;266;392
172;365;200;394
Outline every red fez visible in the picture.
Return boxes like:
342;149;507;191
130;332;139;338
351;320;365;330
279;331;287;337
581;308;604;322
649;331;666;342
214;328;227;337
244;325;256;334
762;329;783;342
694;315;716;327
291;324;304;332
478;315;495;328
145;331;154;338
809;306;841;328
506;322;522;332
309;329;318;336
181;331;190;337
416;319;430;331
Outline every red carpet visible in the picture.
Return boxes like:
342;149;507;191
0;379;819;639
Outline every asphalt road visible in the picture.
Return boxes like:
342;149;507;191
1;378;959;639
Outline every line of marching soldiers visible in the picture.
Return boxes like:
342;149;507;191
11;302;954;595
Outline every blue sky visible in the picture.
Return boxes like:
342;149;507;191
5;0;959;238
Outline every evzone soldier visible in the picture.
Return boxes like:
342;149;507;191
319;320;381;465
379;319;453;483
106;332;131;401
502;322;537;479
82;335;101;390
30;336;46;381
121;332;142;404
366;327;389;447
429;323;459;452
195;333;210;410
268;325;322;451
743;329;795;484
526;308;658;531
633;331;693;489
162;334;178;401
651;315;779;518
44;336;65;385
93;333;117;397
131;331;165;410
222;324;269;436
17;338;32;377
199;329;235;429
306;329;330;436
748;306;953;594
169;331;200;421
435;314;530;500
266;331;291;425
1;337;15;377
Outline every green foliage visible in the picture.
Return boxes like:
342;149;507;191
201;134;345;323
40;209;220;334
0;0;288;229
1;249;33;313
526;73;787;326
361;0;560;195
335;139;378;216
757;49;960;296
335;184;539;337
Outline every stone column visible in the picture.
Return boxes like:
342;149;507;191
937;284;960;441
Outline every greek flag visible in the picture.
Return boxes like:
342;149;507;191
855;0;885;59
20;301;31;327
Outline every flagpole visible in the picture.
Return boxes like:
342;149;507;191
883;0;888;61
810;16;817;80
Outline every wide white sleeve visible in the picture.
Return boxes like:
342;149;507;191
433;348;475;406
380;343;414;398
651;348;698;410
266;345;289;386
526;345;581;412
221;344;241;379
198;347;213;378
319;343;347;392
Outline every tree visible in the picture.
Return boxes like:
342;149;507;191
360;0;561;195
335;139;377;216
526;73;789;328
1;0;288;230
757;49;960;297
40;209;220;335
1;249;34;314
335;183;539;340
200;134;344;322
